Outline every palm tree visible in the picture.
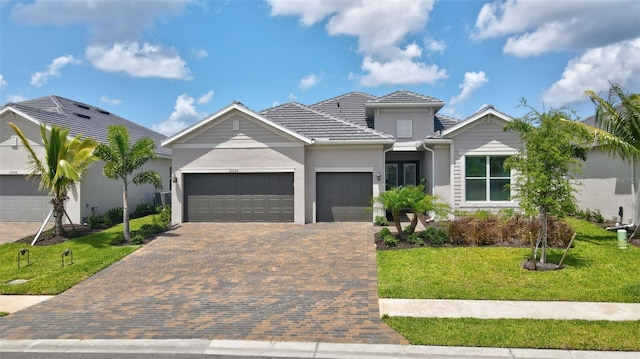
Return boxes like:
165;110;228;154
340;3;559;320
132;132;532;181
94;125;161;241
584;83;640;227
10;123;98;237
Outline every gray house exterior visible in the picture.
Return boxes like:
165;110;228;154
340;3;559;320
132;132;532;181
163;90;522;224
0;96;172;224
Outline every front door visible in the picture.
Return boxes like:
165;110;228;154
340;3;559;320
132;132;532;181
386;161;419;189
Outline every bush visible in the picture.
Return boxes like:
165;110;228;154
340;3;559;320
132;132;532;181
87;215;111;230
153;205;171;229
374;215;389;226
407;234;424;246
109;234;125;245
379;227;391;237
420;226;448;245
133;202;158;218
593;210;605;223
106;207;124;225
131;234;145;245
383;234;399;247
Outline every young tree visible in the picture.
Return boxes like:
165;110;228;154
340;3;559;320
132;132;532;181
10;123;98;237
504;104;592;263
95;125;162;240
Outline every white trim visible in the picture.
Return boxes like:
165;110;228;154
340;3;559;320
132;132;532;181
442;108;513;137
0;170;32;175
179;167;295;174
315;167;373;173
312;139;394;145
172;142;304;149
162;103;313;146
461;154;514;204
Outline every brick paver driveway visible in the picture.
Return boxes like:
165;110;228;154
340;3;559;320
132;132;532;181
0;223;406;344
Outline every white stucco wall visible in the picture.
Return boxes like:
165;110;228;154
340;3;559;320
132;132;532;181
305;145;385;223
575;148;636;224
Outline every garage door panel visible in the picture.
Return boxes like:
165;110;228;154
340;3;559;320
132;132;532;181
0;175;52;222
184;173;293;222
317;172;372;222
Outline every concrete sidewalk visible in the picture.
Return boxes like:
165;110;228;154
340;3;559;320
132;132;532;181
379;299;640;321
1;339;638;358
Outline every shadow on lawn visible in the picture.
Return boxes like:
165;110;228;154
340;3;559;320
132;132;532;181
521;249;593;269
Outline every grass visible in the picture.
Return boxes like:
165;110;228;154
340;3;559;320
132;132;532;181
0;216;159;295
382;317;640;351
377;218;640;302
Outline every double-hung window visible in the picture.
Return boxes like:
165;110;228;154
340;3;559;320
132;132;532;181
465;156;510;201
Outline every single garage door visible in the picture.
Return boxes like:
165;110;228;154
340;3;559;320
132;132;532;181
184;173;294;222
316;172;372;222
0;175;51;222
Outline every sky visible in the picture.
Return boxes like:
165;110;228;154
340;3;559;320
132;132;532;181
1;0;639;137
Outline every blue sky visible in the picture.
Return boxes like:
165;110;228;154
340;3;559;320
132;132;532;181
1;0;639;136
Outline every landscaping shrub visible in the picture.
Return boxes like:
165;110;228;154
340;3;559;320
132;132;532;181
421;226;448;245
447;211;573;247
106;207;124;225
154;205;171;229
109;233;125;245
383;234;399;247
87;215;111;230
379;227;391;237
131;234;145;245
593;210;605;223
133;202;158;218
407;233;424;246
375;215;389;226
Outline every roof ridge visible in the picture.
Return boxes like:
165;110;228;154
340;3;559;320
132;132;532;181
373;89;444;103
310;91;378;107
290;102;392;139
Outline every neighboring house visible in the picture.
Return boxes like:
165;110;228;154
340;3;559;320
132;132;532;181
162;90;521;224
0;96;172;224
574;113;637;225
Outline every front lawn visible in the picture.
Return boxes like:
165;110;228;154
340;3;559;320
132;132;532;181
377;218;640;302
383;317;640;351
0;216;159;295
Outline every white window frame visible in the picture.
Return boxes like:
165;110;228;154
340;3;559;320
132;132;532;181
397;119;412;138
463;155;511;202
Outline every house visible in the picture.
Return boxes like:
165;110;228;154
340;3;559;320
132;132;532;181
574;113;638;225
0;96;172;224
162;90;521;224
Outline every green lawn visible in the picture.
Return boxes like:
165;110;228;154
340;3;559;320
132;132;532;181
0;216;158;295
377;218;640;302
383;317;640;351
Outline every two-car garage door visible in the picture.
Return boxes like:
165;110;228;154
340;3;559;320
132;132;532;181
184;173;294;222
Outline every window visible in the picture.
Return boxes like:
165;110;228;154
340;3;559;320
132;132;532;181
465;156;510;201
397;119;412;138
386;161;419;189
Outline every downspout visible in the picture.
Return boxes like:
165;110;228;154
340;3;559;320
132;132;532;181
422;143;436;220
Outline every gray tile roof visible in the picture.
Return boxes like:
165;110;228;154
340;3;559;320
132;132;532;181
435;114;459;132
260;102;392;140
310;91;377;127
369;90;444;104
6;96;170;157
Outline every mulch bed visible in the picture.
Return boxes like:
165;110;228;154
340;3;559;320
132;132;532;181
14;224;97;246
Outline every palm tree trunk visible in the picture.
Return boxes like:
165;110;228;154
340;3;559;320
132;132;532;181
123;182;130;241
53;197;65;237
392;213;402;233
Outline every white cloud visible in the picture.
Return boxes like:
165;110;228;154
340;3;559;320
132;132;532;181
192;48;209;59
0;74;6;87
353;42;447;87
153;92;212;136
197;90;214;104
542;38;640;107
424;37;445;53
288;93;297;101
473;0;640;57
299;73;318;90
450;71;489;105
30;55;80;87
100;96;122;105
11;0;190;43
7;94;26;103
268;0;445;87
86;42;191;80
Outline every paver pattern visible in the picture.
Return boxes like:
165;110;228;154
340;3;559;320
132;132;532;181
0;223;406;344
